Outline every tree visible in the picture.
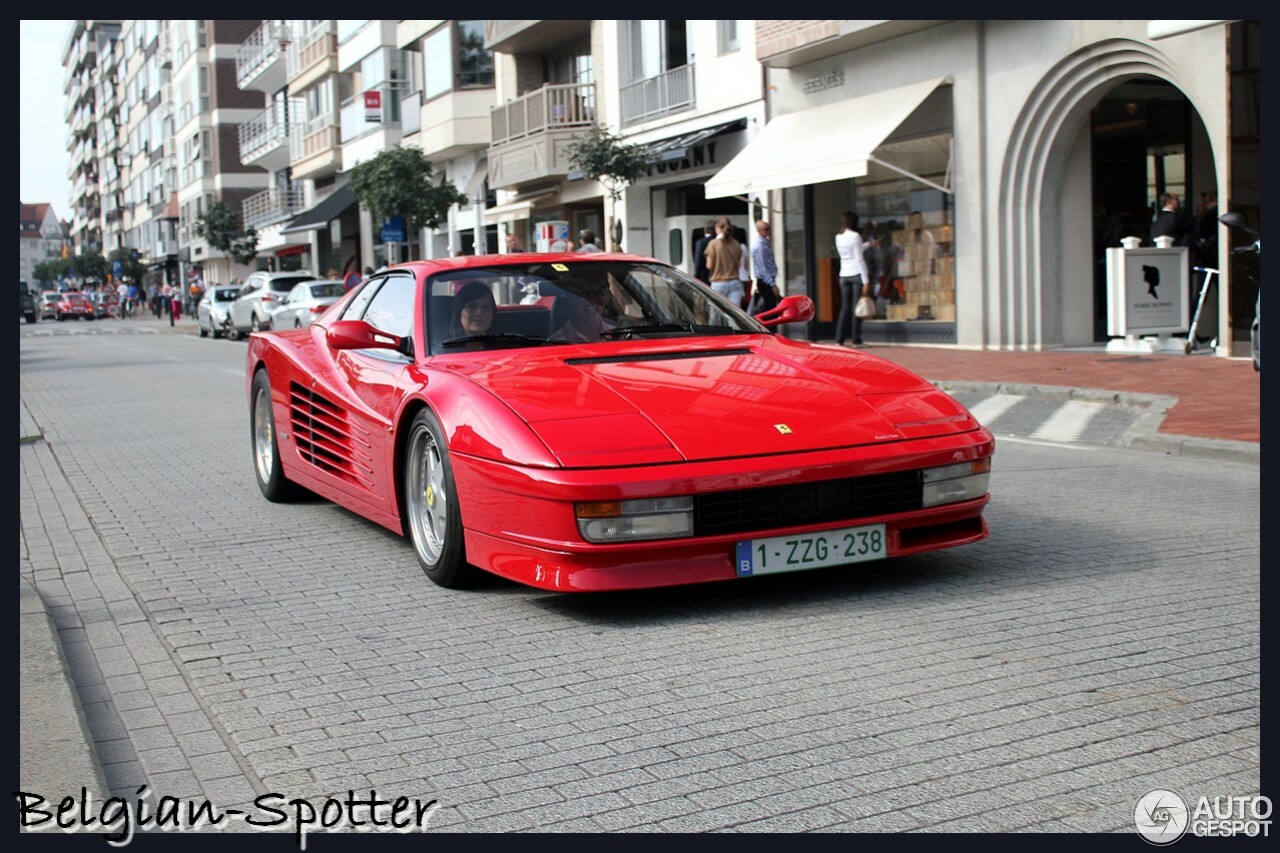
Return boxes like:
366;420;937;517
347;147;466;248
566;124;653;250
193;201;260;267
566;123;653;204
72;249;108;285
32;259;70;287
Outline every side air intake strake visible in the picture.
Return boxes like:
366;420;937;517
288;382;374;488
565;348;752;366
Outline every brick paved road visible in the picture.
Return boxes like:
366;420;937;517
19;324;1260;835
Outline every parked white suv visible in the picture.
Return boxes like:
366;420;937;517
227;270;316;339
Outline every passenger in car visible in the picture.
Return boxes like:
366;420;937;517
448;280;496;338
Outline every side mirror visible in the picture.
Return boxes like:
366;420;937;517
754;295;815;327
326;319;403;352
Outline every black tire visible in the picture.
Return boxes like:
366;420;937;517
199;323;209;338
250;370;301;502
226;324;240;341
24;313;35;324
403;408;473;588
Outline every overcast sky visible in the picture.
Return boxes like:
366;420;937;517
20;20;74;219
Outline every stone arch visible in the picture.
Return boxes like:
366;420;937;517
995;39;1196;350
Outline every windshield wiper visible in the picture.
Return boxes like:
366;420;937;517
440;333;568;349
599;323;698;339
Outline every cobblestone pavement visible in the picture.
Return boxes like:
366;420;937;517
19;323;1260;836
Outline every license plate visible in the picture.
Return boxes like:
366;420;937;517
735;524;887;577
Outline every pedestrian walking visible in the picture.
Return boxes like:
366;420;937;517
693;219;716;284
749;220;780;314
704;217;745;307
834;210;870;347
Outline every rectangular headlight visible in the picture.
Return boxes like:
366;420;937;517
576;496;694;543
921;457;991;508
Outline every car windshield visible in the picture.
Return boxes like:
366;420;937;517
426;260;764;354
214;289;238;302
310;283;345;299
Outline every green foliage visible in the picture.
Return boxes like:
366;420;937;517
566;124;653;203
32;259;70;286
347;146;467;238
108;247;146;284
194;200;259;265
71;249;108;284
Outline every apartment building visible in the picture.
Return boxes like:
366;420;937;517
606;20;766;277
234;20;311;271
277;20;359;276
483;20;607;255
61;20;120;256
171;20;269;285
397;20;495;259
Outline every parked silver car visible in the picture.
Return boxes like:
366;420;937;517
197;285;244;338
228;270;316;339
267;280;347;329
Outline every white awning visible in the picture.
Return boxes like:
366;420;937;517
705;77;952;199
483;189;557;224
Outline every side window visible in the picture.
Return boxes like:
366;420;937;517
340;277;382;321
362;275;416;339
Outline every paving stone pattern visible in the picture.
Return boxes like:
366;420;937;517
19;328;1260;834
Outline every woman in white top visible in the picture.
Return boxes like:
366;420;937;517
834;210;869;346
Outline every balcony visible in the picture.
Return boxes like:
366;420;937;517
409;87;494;161
243;186;306;230
239;99;303;172
488;82;594;190
484;20;590;54
620;64;695;127
236;21;292;93
286;22;338;91
289;117;342;181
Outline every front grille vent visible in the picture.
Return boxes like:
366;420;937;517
694;470;923;537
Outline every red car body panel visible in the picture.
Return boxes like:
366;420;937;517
247;255;994;592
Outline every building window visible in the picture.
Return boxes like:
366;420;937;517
718;21;740;54
424;22;493;100
623;20;688;83
456;21;493;88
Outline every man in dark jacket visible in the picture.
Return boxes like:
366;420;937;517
692;219;716;284
1150;193;1187;244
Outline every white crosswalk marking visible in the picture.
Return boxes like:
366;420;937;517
1030;399;1108;443
964;393;1022;427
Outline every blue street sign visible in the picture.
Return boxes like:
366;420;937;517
380;215;405;244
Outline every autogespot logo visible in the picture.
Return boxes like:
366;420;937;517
1135;789;1190;844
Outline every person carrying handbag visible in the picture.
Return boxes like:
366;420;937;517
834;211;870;346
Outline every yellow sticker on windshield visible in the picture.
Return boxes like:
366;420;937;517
551;263;569;271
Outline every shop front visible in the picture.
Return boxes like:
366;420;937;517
707;77;956;345
622;120;751;275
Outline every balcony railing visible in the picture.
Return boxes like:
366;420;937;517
236;21;291;87
491;82;596;146
285;21;335;79
239;99;304;163
620;64;696;127
242;186;306;230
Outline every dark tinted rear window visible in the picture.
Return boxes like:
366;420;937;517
270;276;315;292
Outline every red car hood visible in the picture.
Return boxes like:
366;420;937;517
442;337;981;466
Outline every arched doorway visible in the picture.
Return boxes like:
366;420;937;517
1089;78;1217;343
